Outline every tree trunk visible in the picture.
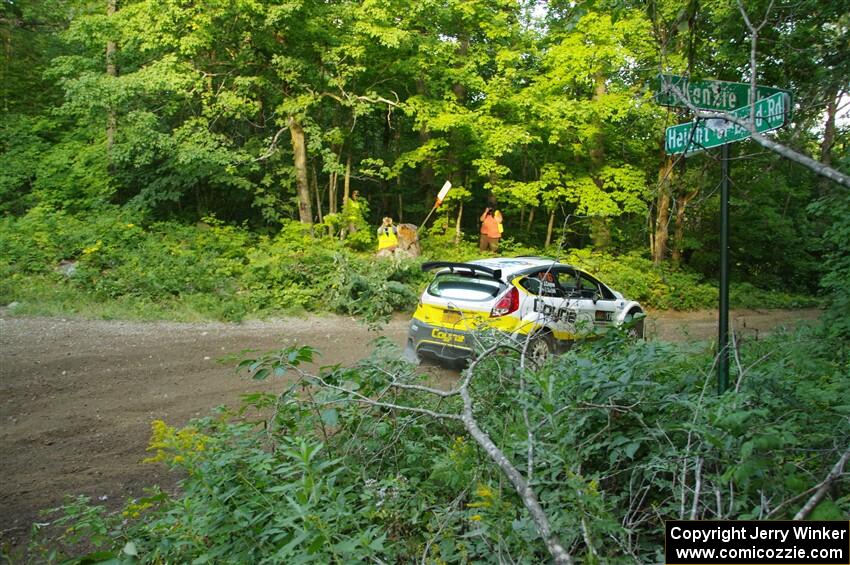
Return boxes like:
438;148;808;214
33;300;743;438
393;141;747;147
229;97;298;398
106;0;117;157
343;151;351;204
545;209;555;248
527;207;535;231
416;78;436;205
312;162;323;224
328;171;337;214
327;147;337;215
589;72;610;252
653;156;674;264
452;35;469;103
819;87;838;196
590;217;611;251
398;192;403;223
672;188;699;264
455;201;463;245
672;205;684;265
288;116;313;225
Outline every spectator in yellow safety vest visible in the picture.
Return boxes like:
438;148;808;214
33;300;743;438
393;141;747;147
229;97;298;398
377;217;399;254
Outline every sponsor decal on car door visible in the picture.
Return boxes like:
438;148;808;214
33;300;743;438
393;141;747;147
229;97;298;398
524;268;578;340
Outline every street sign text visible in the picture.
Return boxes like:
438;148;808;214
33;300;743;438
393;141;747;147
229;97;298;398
665;92;788;155
655;74;791;113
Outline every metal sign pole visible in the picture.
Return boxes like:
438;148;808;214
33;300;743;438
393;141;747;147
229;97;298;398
419;203;438;230
718;143;730;394
654;75;792;396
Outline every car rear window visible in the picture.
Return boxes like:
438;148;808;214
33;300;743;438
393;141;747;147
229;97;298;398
427;274;503;301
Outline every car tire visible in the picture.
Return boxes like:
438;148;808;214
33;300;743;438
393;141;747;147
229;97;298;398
624;309;645;340
523;331;554;368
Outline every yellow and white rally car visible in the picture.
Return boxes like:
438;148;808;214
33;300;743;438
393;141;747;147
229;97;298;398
405;257;645;365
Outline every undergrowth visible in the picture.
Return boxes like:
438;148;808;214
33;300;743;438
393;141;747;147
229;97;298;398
0;207;819;324
19;328;850;563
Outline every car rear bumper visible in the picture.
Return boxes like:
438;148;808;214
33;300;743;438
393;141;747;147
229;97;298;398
407;318;474;362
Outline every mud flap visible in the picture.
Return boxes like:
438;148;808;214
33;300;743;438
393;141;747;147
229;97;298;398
402;341;420;365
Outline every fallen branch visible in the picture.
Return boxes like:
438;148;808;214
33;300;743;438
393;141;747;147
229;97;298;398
793;446;850;520
291;344;574;564
689;457;703;520
660;80;850;189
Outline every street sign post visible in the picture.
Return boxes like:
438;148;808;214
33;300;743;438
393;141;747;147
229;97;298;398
718;144;730;395
654;75;793;395
655;74;792;113
665;91;789;155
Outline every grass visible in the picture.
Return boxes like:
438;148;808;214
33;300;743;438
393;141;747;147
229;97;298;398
0;275;313;322
2;272;821;327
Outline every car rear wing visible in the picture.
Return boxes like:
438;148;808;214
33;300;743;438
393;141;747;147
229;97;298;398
421;261;502;280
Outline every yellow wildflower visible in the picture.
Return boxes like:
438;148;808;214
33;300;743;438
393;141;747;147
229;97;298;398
82;240;102;255
475;484;494;499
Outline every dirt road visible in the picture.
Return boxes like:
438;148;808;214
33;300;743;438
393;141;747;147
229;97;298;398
0;309;820;550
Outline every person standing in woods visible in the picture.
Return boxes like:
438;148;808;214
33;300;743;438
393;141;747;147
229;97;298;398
479;203;503;252
345;190;363;235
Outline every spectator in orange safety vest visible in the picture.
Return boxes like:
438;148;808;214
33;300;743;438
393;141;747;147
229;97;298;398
479;205;503;252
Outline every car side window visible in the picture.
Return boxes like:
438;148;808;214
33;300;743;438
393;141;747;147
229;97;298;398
576;274;601;299
520;271;562;297
518;276;541;295
555;269;577;295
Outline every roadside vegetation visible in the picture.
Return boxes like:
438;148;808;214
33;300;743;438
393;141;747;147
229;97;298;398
2;0;849;561
2;0;846;326
0;206;819;325
24;328;850;563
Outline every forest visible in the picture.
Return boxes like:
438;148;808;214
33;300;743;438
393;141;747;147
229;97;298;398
2;0;849;563
1;0;847;323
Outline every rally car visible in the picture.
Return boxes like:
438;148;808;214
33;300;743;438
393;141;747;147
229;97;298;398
405;257;645;366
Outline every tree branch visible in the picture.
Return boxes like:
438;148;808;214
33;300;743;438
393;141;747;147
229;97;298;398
661;77;850;189
459;347;573;565
303;344;575;564
253;127;289;162
305;372;461;421
793;445;850;520
737;0;775;124
689;457;703;520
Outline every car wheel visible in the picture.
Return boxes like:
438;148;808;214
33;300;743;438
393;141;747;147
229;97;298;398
523;331;553;368
624;309;645;340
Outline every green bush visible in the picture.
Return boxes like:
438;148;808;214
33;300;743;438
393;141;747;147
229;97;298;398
0;209;817;321
27;329;849;563
0;211;407;320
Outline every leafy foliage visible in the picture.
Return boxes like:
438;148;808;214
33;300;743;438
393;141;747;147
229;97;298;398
28;328;849;563
1;209;818;323
2;0;846;318
0;208;430;323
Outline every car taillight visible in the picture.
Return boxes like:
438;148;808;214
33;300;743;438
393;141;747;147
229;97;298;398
490;286;519;317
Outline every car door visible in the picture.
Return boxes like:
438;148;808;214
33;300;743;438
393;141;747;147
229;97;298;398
518;268;567;335
572;271;619;334
552;268;590;336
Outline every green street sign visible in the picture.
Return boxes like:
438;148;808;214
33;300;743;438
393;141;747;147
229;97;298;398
665;91;789;155
655;74;792;113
